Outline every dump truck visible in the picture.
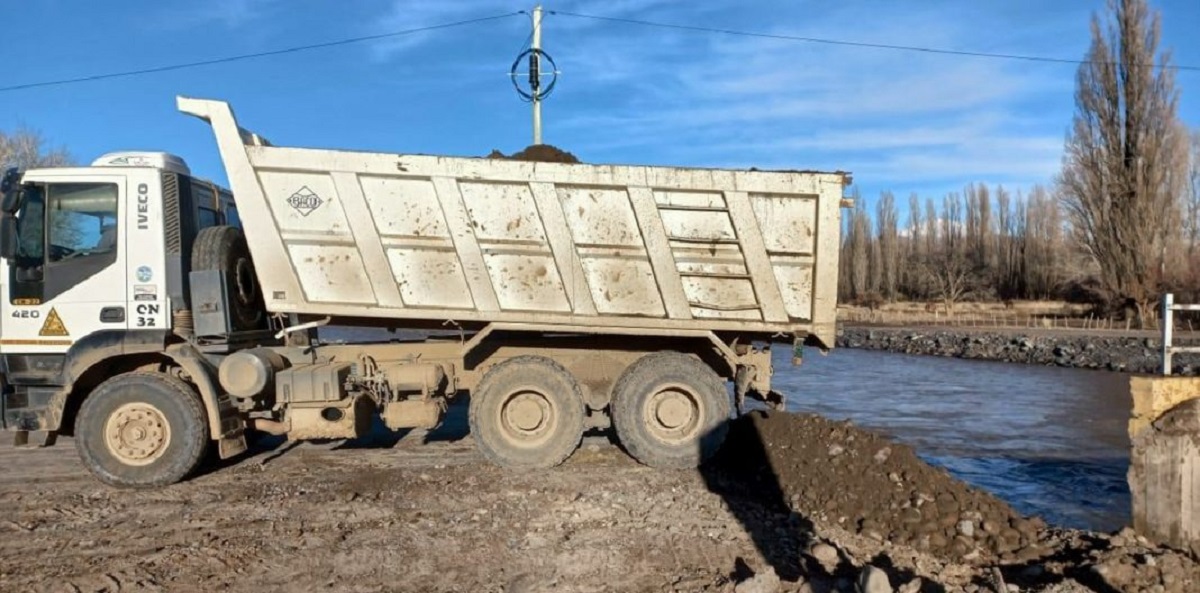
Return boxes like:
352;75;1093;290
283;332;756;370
0;97;850;487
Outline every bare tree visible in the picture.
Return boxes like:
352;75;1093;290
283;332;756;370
923;250;973;313
0;128;71;170
1059;0;1189;324
1186;130;1200;257
848;206;871;300
876;191;899;300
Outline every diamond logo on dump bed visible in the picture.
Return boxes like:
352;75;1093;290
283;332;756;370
287;186;323;216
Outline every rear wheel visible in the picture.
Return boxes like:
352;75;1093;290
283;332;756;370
75;372;209;488
469;356;586;469
611;352;731;469
192;225;263;330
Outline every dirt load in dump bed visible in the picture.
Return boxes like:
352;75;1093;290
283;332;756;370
487;144;581;163
1;405;1197;593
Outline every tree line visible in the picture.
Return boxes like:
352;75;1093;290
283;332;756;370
838;183;1081;309
840;0;1200;324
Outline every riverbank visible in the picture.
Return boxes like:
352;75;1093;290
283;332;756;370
836;325;1200;374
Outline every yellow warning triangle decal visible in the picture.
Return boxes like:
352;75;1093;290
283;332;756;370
39;308;69;337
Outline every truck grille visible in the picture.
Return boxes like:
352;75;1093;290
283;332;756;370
161;172;182;255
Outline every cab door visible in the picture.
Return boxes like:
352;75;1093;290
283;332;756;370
0;173;129;354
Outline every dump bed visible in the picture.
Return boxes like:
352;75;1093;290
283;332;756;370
180;98;847;347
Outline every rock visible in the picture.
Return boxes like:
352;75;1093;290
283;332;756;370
873;447;892;464
734;566;780;593
957;520;976;538
857;566;893;593
828;444;845;457
808;543;840;574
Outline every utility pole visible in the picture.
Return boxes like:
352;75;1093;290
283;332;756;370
510;5;556;145
530;4;544;145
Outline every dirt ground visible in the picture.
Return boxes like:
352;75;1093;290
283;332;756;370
1;405;1195;593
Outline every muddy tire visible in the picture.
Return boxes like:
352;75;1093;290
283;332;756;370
611;352;731;469
75;372;209;488
469;356;586;469
192;225;263;330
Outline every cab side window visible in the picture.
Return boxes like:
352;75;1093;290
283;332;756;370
10;181;121;303
46;183;119;262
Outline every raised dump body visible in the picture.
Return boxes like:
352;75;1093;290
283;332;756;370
179;98;848;347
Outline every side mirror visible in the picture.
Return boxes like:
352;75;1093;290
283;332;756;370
0;188;22;214
0;168;22;213
0;214;18;259
0;168;17;194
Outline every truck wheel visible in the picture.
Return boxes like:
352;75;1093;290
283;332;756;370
75;372;210;488
469;356;586;469
192;225;263;330
611;352;731;469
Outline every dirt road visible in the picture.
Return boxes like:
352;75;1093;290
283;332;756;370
1;406;1195;593
0;406;785;593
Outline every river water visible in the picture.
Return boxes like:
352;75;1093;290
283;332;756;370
774;347;1131;532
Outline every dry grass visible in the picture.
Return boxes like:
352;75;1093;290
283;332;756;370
838;300;1199;333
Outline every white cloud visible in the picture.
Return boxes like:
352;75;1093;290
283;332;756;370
534;5;1075;195
367;0;687;60
368;0;518;60
155;0;276;29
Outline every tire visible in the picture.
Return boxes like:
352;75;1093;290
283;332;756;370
611;352;731;469
192;225;264;330
469;356;586;469
75;372;210;488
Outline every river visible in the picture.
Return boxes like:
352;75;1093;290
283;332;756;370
775;347;1131;532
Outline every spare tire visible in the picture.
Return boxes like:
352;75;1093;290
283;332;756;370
192;226;264;331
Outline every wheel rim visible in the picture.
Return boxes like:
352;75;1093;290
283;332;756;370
498;388;557;447
642;384;703;445
104;403;172;466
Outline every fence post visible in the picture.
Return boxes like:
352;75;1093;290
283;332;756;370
1162;293;1173;376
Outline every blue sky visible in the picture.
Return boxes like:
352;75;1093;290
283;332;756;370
3;0;1198;205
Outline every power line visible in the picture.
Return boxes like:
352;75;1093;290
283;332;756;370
0;12;524;93
550;10;1200;73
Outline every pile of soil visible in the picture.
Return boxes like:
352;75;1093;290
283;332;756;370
487;144;580;164
719;412;1048;561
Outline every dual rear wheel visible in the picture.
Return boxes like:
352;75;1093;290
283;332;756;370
468;352;730;469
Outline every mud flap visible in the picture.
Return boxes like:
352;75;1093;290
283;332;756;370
215;392;247;459
218;433;247;458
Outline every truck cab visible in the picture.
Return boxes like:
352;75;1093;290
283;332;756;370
0;153;239;436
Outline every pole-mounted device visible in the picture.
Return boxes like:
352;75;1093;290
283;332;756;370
510;5;558;145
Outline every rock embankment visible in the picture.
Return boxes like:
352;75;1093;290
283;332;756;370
837;326;1200;374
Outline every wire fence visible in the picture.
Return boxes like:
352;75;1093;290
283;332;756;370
839;307;1199;333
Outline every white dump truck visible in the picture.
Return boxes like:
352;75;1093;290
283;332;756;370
0;97;849;487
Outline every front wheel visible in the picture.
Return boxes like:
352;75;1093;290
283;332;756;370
75;372;210;488
611;352;731;469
